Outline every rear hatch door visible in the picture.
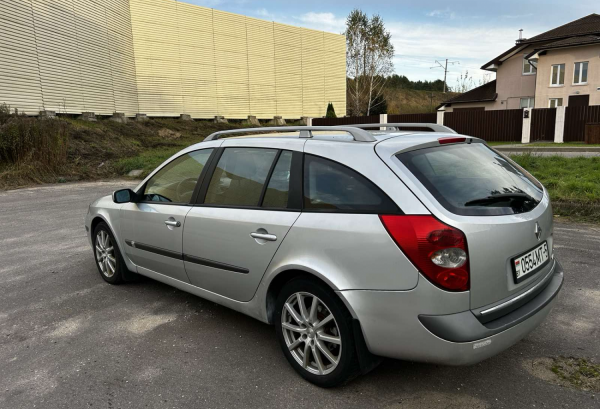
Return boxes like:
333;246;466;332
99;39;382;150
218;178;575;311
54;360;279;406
376;138;554;309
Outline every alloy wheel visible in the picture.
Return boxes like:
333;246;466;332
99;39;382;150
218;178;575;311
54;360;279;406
281;292;342;375
95;230;116;278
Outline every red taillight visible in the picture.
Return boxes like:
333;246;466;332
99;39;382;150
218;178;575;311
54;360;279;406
380;215;470;291
438;137;466;144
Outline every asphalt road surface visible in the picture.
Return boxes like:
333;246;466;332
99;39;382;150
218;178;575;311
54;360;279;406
1;181;599;409
502;151;600;158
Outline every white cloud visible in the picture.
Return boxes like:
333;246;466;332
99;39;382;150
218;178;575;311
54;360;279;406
387;21;545;82
501;13;534;19
254;8;275;19
296;12;346;34
426;8;456;20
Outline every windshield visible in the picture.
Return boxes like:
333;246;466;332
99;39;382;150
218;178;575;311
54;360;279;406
398;143;544;216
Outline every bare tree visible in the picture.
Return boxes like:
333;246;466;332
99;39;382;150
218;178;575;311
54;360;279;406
345;10;394;116
345;10;368;116
478;72;492;87
454;70;475;93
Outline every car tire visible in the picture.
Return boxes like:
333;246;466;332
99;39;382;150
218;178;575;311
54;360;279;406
274;277;360;387
92;222;126;285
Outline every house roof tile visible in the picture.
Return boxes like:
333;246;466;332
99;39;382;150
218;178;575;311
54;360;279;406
522;14;600;44
439;80;497;108
482;14;600;70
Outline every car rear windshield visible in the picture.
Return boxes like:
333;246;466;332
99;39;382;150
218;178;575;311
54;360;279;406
398;143;544;216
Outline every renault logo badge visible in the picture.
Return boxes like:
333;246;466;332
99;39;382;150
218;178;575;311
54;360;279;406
534;222;542;241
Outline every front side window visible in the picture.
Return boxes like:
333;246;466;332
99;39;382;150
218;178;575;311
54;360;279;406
549;98;563;108
143;149;213;203
573;61;588;84
303;154;398;213
520;97;535;108
522;56;536;75
398;144;543;216
550;64;565;86
204;148;278;207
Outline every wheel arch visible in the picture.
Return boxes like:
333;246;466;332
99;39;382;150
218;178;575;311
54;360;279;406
90;215;109;236
265;268;382;376
90;215;137;278
264;268;343;325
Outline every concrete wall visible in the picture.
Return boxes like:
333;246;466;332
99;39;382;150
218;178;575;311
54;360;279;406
0;0;346;118
0;0;139;115
495;45;537;110
534;44;600;108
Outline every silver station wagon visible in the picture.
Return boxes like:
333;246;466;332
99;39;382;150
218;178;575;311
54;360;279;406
85;124;563;387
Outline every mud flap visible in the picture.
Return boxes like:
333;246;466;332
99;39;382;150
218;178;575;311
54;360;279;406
352;319;383;375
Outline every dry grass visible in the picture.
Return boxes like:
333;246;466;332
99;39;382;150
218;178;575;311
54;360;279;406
0;114;244;190
384;89;459;114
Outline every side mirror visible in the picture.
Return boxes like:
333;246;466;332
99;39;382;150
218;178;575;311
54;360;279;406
112;188;137;204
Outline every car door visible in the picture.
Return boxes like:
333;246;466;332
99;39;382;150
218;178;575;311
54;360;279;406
121;148;215;283
183;139;304;302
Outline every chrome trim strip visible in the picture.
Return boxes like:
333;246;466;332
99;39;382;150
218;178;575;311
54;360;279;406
480;260;556;316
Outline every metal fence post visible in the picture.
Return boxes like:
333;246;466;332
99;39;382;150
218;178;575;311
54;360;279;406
379;113;387;130
521;109;532;144
554;106;565;143
436;110;444;126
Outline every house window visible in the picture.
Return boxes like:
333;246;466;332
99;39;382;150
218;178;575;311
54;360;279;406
520;97;535;108
573;61;588;84
550;64;565;86
549;98;563;108
523;56;536;75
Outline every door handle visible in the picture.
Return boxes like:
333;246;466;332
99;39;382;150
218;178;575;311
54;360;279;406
250;232;277;241
164;220;181;227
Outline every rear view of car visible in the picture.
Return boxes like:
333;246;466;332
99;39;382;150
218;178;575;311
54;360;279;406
341;136;563;368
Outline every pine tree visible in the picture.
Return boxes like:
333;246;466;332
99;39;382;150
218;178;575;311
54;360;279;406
325;102;337;118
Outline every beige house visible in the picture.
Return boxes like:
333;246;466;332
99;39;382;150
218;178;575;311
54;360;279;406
440;14;600;111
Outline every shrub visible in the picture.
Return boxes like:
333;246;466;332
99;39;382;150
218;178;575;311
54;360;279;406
0;103;69;169
326;102;337;118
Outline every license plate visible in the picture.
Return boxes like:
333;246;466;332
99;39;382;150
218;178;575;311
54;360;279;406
512;242;549;283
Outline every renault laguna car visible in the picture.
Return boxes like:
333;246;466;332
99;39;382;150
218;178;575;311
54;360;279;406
85;124;563;387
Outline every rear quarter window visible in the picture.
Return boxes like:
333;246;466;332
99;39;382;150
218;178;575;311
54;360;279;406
398;144;544;216
303;154;399;213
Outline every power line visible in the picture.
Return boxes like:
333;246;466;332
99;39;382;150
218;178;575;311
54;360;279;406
430;59;460;93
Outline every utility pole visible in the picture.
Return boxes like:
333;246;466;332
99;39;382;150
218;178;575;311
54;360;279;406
430;59;460;93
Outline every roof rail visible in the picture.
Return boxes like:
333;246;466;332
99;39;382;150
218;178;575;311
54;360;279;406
340;123;456;133
204;126;377;142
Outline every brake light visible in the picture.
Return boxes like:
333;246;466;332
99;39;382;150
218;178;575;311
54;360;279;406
438;137;466;144
380;215;470;291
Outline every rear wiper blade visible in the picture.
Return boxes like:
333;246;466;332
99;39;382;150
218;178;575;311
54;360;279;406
465;193;536;207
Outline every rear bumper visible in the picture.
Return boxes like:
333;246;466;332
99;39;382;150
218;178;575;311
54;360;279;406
339;263;563;366
419;261;563;343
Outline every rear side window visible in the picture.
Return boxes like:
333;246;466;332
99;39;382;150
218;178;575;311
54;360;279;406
398;144;544;216
204;148;278;207
303;154;398;213
262;151;293;209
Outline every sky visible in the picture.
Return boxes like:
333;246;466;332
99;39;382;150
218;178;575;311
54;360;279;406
182;0;598;86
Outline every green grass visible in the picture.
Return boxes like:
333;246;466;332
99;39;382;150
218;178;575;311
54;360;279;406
511;154;600;221
114;146;183;176
487;141;517;146
488;141;600;147
550;357;600;392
